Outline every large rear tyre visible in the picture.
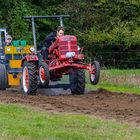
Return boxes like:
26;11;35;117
90;61;100;85
0;64;7;90
21;62;37;95
69;69;85;95
38;62;50;88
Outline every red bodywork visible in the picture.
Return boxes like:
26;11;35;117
47;35;95;79
21;54;38;66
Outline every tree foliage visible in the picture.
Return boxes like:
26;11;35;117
0;0;140;68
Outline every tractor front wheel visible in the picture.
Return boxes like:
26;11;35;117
0;64;7;90
21;62;37;95
38;62;50;88
90;61;100;85
69;69;85;95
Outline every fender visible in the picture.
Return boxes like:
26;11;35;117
21;54;38;66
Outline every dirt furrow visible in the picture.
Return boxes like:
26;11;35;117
0;88;140;127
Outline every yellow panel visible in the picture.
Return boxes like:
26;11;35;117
9;60;22;68
24;45;35;53
13;45;34;54
8;74;20;86
4;46;13;54
26;45;34;53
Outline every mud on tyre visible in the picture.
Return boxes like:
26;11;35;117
69;68;85;95
90;61;100;85
38;62;50;88
21;62;37;95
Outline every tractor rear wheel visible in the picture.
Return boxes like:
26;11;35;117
21;62;37;95
69;69;85;95
90;61;100;85
38;62;50;88
0;64;7;90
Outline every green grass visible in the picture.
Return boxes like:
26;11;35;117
1;69;140;139
0;104;140;140
86;69;140;94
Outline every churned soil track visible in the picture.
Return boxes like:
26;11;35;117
1;88;140;127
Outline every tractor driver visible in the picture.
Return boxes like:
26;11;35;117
41;26;65;60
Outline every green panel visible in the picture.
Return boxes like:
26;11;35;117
12;41;20;47
20;40;26;47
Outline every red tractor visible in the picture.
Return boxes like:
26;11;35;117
22;15;100;95
39;35;100;94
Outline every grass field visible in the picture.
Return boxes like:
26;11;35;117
87;69;140;94
1;69;140;140
0;104;140;140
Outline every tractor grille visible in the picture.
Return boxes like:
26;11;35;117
5;54;12;60
59;45;78;56
60;46;68;50
58;36;78;59
59;46;68;55
71;45;78;50
14;54;23;60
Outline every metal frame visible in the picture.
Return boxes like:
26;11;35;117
24;15;70;54
0;28;7;46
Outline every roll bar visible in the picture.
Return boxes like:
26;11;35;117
0;28;7;46
24;15;70;53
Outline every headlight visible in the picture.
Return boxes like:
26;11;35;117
30;47;35;52
7;47;11;51
78;46;81;51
